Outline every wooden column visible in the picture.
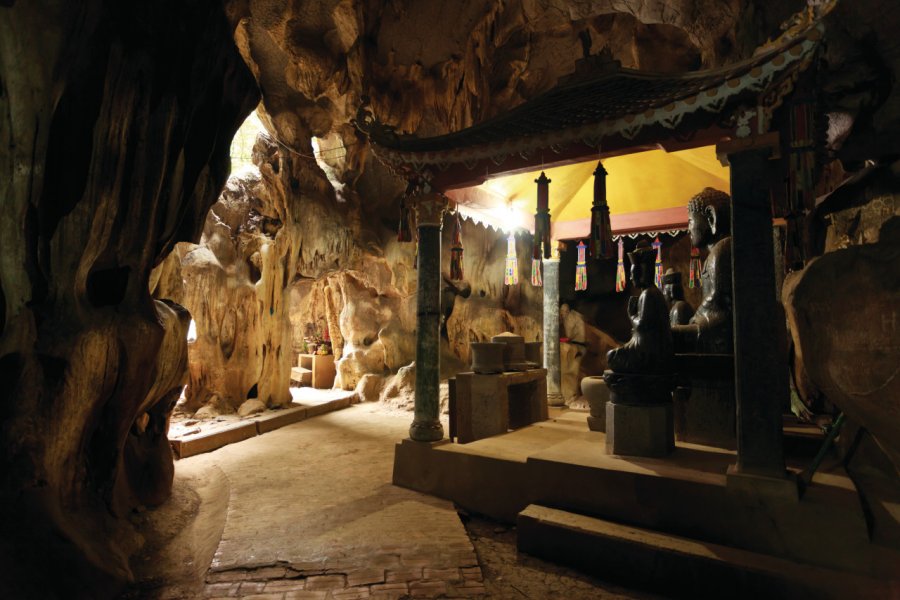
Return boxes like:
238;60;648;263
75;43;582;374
409;192;447;442
719;137;793;492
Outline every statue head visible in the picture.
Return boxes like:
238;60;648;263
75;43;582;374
661;268;684;303
627;240;657;289
687;187;731;248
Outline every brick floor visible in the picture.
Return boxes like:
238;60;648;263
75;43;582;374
165;404;486;598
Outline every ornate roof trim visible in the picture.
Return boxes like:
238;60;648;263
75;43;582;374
355;22;823;173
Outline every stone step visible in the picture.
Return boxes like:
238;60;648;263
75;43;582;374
290;366;312;385
517;504;895;599
170;396;354;459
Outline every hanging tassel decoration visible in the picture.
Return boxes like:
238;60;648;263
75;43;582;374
589;161;615;259
688;246;702;289
531;244;543;287
449;211;464;281
615;238;627;292
652;236;663;288
504;232;519;285
575;240;588;291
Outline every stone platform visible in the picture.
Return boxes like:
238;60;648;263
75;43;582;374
393;409;900;596
169;388;357;458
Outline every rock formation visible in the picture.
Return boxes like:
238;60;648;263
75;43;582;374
0;0;258;595
4;0;900;595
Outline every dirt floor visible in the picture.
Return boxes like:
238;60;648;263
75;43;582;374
461;513;660;600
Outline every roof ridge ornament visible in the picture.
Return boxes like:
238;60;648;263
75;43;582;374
352;96;404;143
558;45;622;87
756;0;837;55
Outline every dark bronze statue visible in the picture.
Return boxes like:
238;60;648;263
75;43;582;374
673;188;733;354
607;240;673;375
662;268;695;326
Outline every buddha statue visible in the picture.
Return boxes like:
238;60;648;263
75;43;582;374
606;240;673;375
673;188;733;354
661;268;695;326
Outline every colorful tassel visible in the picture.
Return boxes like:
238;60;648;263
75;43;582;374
397;197;413;242
531;244;543;287
615;238;627;292
449;211;464;281
575;240;588;291
652;236;663;288
504;232;518;285
688;246;702;289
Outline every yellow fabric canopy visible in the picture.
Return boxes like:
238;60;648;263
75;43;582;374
454;145;729;233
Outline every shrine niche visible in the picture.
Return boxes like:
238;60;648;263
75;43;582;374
358;7;825;458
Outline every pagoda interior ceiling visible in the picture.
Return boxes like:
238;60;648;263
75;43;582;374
448;145;729;234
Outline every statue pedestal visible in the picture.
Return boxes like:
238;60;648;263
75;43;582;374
674;378;735;449
581;375;609;432
606;401;674;458
672;354;735;450
603;370;675;458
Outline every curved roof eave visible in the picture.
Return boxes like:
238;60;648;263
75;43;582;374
355;23;823;175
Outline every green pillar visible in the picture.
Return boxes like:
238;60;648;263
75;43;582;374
542;258;564;405
410;192;446;442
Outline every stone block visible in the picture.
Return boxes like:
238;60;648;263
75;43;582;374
305;574;347;590
256;406;308;434
385;567;422;582
725;464;799;504
586;415;605;432
285;592;329;600
605;401;674;458
347;568;385;587
171;421;258;458
673;378;735;449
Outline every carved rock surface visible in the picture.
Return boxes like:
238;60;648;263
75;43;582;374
786;218;900;467
0;0;258;594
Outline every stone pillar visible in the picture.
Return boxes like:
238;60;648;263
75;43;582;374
542;258;565;405
410;192;447;442
724;145;793;491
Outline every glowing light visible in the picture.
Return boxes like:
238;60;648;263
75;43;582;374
187;319;197;343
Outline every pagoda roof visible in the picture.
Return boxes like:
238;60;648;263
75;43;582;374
355;19;823;188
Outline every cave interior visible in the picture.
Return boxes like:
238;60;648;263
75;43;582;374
1;0;899;598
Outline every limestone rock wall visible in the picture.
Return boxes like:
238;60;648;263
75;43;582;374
0;0;258;595
290;214;544;404
784;163;900;472
152;129;365;414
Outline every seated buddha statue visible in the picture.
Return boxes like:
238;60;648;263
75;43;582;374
672;188;733;354
662;268;695;326
606;240;673;375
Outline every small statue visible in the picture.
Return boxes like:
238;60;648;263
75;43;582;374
673;188;733;354
661;268;695;326
560;303;586;346
606;240;673;375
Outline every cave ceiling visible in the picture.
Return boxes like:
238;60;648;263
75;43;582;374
226;0;900;211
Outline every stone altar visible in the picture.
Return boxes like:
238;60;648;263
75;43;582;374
449;369;549;443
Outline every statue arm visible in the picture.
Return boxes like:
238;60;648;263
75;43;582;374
701;240;732;328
